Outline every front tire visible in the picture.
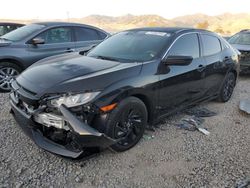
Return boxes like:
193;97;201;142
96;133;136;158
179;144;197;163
0;62;22;92
217;72;236;102
105;97;148;152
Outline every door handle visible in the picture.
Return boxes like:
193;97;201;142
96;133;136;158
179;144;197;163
197;64;206;72
65;48;75;53
224;56;230;61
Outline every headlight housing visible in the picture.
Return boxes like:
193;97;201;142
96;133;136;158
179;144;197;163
49;92;100;108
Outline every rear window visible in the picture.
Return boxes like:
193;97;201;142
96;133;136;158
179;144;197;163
202;35;221;56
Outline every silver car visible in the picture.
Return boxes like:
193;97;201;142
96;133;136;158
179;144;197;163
0;22;109;92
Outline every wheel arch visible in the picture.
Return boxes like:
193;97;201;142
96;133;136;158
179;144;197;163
95;88;155;124
0;58;24;71
131;94;154;123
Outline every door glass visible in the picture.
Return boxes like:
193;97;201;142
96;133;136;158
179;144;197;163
168;34;200;58
75;27;101;41
37;27;72;44
97;31;108;40
202;35;221;56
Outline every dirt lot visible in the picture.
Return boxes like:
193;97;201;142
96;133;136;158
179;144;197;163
0;77;249;188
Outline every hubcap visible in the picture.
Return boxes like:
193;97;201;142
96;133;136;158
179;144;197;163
0;67;19;91
114;108;143;147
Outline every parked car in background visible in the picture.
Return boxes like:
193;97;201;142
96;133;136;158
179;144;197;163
228;29;250;73
223;36;231;41
10;28;239;159
0;22;109;92
0;22;24;36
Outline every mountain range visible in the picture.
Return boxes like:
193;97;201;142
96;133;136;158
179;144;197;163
1;13;250;35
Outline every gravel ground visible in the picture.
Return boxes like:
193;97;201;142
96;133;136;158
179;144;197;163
0;76;249;188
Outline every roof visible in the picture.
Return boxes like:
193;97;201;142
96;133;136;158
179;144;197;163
240;29;250;33
0;22;24;26
32;22;109;34
33;22;93;27
126;27;213;34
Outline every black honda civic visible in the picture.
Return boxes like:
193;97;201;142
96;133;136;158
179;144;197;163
10;27;239;158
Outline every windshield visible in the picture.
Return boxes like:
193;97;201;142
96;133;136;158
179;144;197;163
87;31;172;62
0;24;45;41
228;33;250;45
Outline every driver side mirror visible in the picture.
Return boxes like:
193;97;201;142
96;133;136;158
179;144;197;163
163;55;193;66
31;38;45;45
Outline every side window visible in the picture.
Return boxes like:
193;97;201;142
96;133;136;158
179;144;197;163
75;27;102;41
202;35;221;56
97;31;108;40
168;34;200;58
36;27;72;44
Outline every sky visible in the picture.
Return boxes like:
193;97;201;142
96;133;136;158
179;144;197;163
1;0;250;20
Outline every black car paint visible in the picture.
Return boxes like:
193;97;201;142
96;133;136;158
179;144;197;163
10;28;239;158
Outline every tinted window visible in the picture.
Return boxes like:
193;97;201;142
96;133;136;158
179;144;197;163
37;27;72;44
228;33;250;45
88;31;172;62
1;24;45;41
168;34;200;58
98;31;108;40
75;27;103;41
202;35;221;56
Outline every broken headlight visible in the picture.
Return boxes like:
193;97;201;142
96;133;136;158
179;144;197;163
49;92;100;108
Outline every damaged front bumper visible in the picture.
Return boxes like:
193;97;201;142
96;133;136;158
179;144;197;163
10;92;116;159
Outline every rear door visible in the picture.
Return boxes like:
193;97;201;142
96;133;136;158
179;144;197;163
200;34;228;96
27;26;76;63
73;26;107;52
158;33;207;116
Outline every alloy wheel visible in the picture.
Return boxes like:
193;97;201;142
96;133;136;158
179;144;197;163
0;67;19;91
114;108;144;147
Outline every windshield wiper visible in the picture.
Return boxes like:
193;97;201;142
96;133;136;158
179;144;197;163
95;55;119;62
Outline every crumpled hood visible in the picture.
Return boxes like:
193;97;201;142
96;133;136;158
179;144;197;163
0;39;11;47
231;44;250;51
16;53;142;96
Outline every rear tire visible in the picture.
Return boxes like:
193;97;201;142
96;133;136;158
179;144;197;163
217;72;236;102
105;97;148;152
0;62;22;92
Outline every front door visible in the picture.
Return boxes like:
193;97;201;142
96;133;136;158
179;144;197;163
158;33;207;116
27;27;75;65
